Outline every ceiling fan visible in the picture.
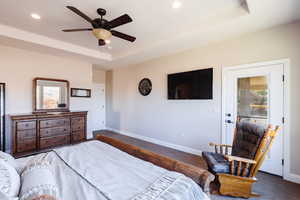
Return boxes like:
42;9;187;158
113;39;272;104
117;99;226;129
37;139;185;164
63;6;136;46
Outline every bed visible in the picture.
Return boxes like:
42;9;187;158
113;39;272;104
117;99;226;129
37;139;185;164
14;140;211;200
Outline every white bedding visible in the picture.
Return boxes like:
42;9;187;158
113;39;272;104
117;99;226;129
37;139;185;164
16;141;210;200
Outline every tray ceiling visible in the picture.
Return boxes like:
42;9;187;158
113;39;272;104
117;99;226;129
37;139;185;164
0;0;299;68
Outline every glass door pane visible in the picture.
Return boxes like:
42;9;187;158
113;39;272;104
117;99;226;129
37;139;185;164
237;76;268;125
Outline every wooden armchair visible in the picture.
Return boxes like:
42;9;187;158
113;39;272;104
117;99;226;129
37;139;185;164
202;120;280;198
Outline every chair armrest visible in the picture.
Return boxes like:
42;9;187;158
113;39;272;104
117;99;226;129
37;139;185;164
209;143;232;148
225;155;256;164
225;155;256;177
209;143;232;155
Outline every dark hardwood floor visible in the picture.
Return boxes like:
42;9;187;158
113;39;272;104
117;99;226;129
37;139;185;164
94;130;300;200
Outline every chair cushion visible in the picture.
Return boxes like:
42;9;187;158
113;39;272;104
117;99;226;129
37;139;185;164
202;152;250;176
232;121;267;159
202;152;230;174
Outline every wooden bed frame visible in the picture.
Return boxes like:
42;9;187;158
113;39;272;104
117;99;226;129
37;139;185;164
96;134;215;194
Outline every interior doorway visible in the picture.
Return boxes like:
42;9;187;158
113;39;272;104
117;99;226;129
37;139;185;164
91;83;106;133
222;60;289;177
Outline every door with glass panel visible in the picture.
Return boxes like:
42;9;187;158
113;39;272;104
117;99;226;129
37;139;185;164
223;64;284;176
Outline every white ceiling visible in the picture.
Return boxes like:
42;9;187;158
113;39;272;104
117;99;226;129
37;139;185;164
0;0;299;69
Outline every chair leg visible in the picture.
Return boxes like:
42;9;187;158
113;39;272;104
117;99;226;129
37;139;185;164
218;173;259;198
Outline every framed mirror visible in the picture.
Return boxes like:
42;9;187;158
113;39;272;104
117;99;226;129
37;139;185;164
33;78;70;112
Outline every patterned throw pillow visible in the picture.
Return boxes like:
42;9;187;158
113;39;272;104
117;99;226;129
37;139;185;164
0;160;21;198
19;160;58;200
0;151;17;168
0;190;19;200
0;151;24;174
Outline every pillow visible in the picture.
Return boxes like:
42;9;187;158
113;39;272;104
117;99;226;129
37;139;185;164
0;160;20;198
0;190;19;200
0;151;23;174
0;151;17;168
20;161;58;200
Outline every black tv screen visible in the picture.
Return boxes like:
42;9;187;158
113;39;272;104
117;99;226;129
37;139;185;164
168;68;213;100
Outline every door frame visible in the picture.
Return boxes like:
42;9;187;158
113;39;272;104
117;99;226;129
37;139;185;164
221;59;290;181
0;83;5;151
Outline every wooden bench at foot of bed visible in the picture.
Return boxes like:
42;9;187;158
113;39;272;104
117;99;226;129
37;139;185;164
96;135;215;194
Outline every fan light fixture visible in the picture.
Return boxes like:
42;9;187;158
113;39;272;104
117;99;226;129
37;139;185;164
92;28;112;40
31;13;41;20
172;0;182;9
63;6;136;46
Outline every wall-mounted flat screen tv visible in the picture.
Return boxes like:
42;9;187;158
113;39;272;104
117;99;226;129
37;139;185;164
168;68;213;100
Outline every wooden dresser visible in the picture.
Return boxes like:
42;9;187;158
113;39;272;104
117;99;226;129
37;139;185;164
9;111;87;157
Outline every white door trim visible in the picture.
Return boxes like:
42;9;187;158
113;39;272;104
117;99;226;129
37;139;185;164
221;59;291;181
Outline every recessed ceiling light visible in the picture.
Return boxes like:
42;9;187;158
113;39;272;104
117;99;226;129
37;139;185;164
31;13;41;20
105;40;111;44
172;0;182;9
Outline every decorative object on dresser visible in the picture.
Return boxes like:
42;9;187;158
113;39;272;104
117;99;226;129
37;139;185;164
71;88;91;98
33;78;70;112
202;119;280;198
138;78;152;96
0;83;5;151
10;111;87;158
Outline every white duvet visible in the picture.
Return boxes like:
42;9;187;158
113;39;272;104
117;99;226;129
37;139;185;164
17;141;210;200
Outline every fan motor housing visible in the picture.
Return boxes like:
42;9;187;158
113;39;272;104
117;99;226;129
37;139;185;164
93;18;109;28
97;8;106;16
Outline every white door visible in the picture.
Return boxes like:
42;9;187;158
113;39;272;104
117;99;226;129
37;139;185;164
223;64;284;176
91;84;106;132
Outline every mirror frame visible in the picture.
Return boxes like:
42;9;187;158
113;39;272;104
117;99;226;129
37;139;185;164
33;77;70;112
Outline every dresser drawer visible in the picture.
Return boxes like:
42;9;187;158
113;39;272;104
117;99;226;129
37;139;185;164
17;129;36;140
40;118;70;129
17;121;36;130
71;117;85;126
40;135;70;149
17;139;36;153
40;126;70;138
72;124;85;132
72;131;85;143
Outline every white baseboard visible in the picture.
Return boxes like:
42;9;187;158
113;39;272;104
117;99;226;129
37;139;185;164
285;173;300;184
106;127;202;156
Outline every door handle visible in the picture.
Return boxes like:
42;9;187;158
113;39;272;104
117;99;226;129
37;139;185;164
225;120;234;124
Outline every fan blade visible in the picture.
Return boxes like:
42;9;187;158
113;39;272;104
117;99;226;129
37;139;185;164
62;28;93;32
66;6;96;26
111;30;136;42
98;39;106;46
109;14;132;29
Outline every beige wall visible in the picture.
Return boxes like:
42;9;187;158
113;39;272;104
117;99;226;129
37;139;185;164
0;44;97;148
92;65;106;84
107;21;300;176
